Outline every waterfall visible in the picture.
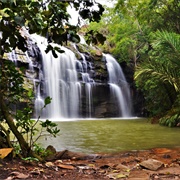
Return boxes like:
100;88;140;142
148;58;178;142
80;53;95;118
34;80;44;117
105;54;132;117
7;33;133;119
32;34;81;119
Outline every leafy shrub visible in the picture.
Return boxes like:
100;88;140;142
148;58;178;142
159;114;180;127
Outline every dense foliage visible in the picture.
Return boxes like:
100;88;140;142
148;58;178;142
0;0;104;159
87;0;180;127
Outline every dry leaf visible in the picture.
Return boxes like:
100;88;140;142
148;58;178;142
88;164;95;167
0;148;13;159
57;163;75;170
8;171;29;179
45;162;54;167
107;172;129;179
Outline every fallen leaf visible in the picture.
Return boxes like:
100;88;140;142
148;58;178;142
8;171;29;179
45;162;54;167
88;164;95;167
77;165;90;170
0;148;13;159
107;172;129;179
16;173;29;179
57;163;75;170
55;160;63;164
112;170;119;173
116;173;128;178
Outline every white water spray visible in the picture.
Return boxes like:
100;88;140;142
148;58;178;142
32;34;81;118
105;54;132;117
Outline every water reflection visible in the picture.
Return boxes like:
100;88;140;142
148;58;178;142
38;119;180;153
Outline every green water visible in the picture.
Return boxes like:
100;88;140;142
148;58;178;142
38;119;180;153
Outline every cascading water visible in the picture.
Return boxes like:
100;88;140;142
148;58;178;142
105;54;132;117
79;53;95;118
7;32;133;119
34;80;44;117
32;35;81;119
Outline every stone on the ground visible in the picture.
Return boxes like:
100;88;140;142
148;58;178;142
140;159;163;171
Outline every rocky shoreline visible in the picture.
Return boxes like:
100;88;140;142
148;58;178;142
0;147;179;179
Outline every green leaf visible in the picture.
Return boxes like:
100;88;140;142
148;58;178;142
52;49;58;58
44;96;52;106
45;44;53;54
22;157;39;162
27;89;33;98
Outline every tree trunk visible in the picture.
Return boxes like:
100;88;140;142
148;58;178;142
0;124;13;148
0;95;28;154
0;93;43;161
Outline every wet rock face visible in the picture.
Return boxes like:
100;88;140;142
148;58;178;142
27;39;42;63
5;35;144;118
80;84;121;118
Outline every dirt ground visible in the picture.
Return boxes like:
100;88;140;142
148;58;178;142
0;147;180;180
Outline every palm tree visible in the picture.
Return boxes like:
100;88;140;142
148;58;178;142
134;30;180;126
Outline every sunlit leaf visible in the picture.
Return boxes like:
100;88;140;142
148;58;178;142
0;148;13;159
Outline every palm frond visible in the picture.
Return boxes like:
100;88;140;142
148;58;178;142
151;30;180;54
134;61;180;92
